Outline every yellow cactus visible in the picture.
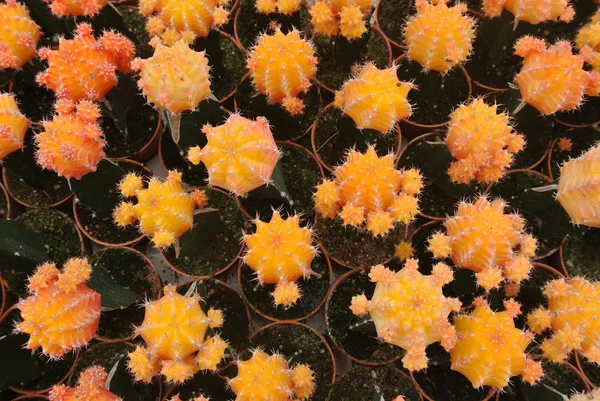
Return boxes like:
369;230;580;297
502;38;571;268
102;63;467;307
403;0;475;73
309;0;372;40
350;260;461;371
229;349;315;401
0;93;29;160
132;40;212;114
514;36;600;115
113;170;207;249
247;28;318;115
138;0;230;46
0;0;40;69
446;98;526;184
128;284;227;383
314;146;422;236
16;259;101;358
427;197;537;292
450;298;543;388
482;0;574;24
187;114;280;196
49;366;119;401
243;211;317;307
557;144;600;228
576;10;600;72
333;63;413;133
527;277;600;364
255;0;301;14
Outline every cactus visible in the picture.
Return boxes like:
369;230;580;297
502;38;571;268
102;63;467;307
333;62;414;134
113;170;208;249
576;10;600;72
403;0;475;73
427;197;538;291
556;144;600;228
42;0;108;17
243;211;317;308
309;0;372;40
49;366;119;401
36;23;135;102
350;260;461;371
314;146;422;236
445;98;526;184
35;99;106;180
449;297;543;388
527;277;600;364
255;0;302;14
482;0;574;24
229;349;315;401
15;258;101;358
128;284;227;383
187;114;280;196
139;0;230;46
0;0;40;69
514;36;600;115
0;93;29;160
247;28;317;115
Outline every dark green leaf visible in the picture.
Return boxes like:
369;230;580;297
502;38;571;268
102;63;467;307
0;334;41;391
106;358;142;401
247;160;291;202
88;265;140;311
70;159;125;217
179;209;226;259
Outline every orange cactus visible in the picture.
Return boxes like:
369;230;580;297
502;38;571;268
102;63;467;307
482;0;574;24
36;23;135;101
16;258;101;358
514;36;600;115
247;28;317;115
0;93;29;160
49;366;119;401
446;98;526;184
309;0;372;39
35;99;105;180
0;0;40;69
576;10;600;72
42;0;108;17
403;0;475;73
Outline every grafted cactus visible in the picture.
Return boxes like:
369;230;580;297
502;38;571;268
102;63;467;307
0;0;40;69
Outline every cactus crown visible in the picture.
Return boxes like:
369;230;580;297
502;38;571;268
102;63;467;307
309;0;372;40
49;366;120;401
482;0;574;24
0;0;40;69
0;92;29;160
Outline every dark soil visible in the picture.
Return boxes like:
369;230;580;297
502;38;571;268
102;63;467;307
5;169;71;208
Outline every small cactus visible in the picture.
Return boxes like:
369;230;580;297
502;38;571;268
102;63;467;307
556;144;600;228
243;211;317;308
113;170;208;249
255;0;302;14
229;349;315;401
403;0;475;73
128;284;227;383
36;23;135;101
514;36;600;115
482;0;574;24
314;146;422;236
42;0;108;17
0;0;40;69
309;0;372;40
527;277;600;364
445;98;526;184
35;99;106;180
427;197;538;292
187;114;280;196
132;40;212;114
49;366;120;401
0;93;29;160
139;0;230;46
449;298;543;388
15;258;101;358
576;10;600;72
350;260;461;371
334;62;414;133
247;28;317;115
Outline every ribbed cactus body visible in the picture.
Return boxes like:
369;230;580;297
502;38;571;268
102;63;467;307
49;366;119;401
0;0;40;69
482;0;574;24
16;259;101;358
0;93;29;160
187;115;280;195
42;0;108;17
247;29;317;115
334;63;413;133
309;0;372;39
446;99;525;184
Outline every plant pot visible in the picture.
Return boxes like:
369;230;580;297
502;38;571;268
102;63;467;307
3;168;73;210
239;240;332;322
325;267;404;365
9;351;79;396
249;321;336;401
160;188;247;279
310;102;402;173
237;141;325;220
91;247;162;342
545;126;599;180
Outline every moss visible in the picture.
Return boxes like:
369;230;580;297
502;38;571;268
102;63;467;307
160;131;208;187
5;169;71;208
117;6;154;59
377;0;414;46
330;364;421;401
12;351;77;392
326;268;404;363
163;189;246;277
250;323;334;401
562;229;600;279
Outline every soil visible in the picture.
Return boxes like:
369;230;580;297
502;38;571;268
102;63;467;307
4;169;71;208
561;229;600;279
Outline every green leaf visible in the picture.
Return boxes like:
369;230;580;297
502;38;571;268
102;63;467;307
247;160;291;203
88;265;140;311
179;209;226;259
106;358;142;401
70;159;125;217
0;334;41;391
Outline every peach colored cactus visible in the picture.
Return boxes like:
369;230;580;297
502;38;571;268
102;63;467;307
309;0;372;39
0;0;40;69
42;0;108;17
49;366;120;401
482;0;574;24
0;93;29;160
